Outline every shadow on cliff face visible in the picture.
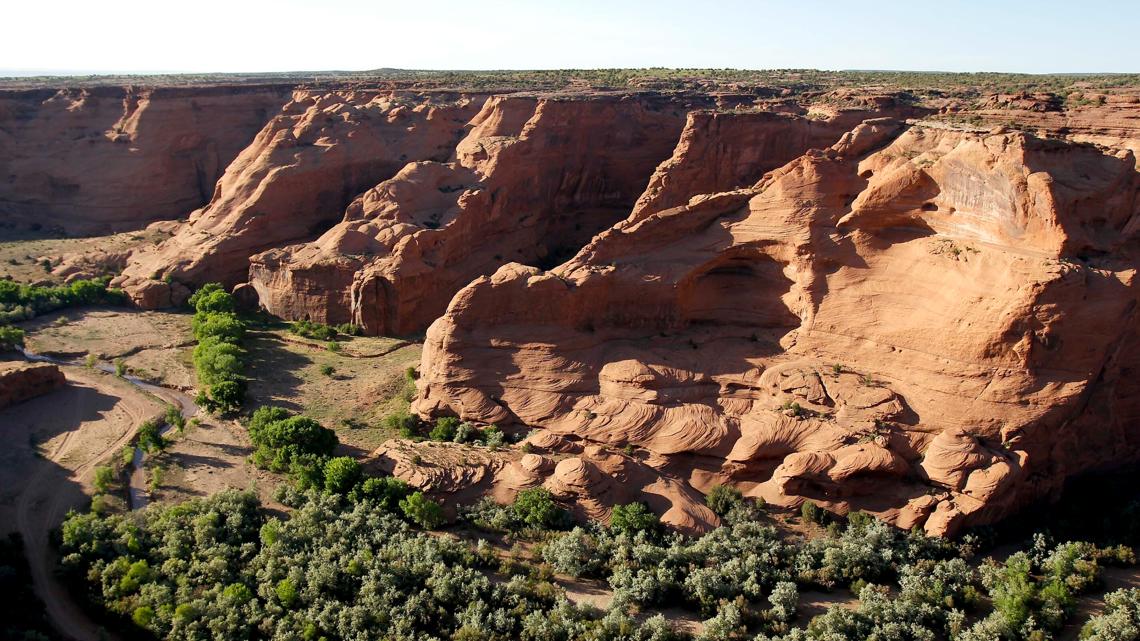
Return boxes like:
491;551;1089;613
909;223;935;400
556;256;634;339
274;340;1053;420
975;463;1140;549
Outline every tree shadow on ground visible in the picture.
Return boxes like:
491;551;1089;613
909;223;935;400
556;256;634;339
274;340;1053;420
243;330;308;413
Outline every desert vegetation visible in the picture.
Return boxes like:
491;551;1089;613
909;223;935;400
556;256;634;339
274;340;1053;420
189;283;248;413
56;482;1140;641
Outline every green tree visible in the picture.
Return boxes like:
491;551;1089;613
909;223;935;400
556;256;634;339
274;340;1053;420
190;285;234;314
610;502;659;535
400;491;446;529
512;487;564;529
208;379;246;413
705;484;743;516
349;476;411;509
323;457;363;494
93;465;115;494
0;325;25;350
430;416;460;441
192;311;245;342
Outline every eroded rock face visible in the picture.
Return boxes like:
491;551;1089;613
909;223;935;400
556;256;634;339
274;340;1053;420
631;103;924;221
414;120;1140;536
371;434;716;534
246;93;706;333
115;90;485;307
0;85;292;234
0;362;65;410
246;97;917;335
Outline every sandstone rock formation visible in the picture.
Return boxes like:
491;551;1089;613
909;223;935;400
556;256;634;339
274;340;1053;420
245;97;918;335
0;362;65;410
0;85;292;234
413;120;1140;536
114;90;485;307
245;93;700;333
371;434;716;534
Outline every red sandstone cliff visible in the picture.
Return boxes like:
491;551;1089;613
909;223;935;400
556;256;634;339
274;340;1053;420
245;96;920;335
245;93;703;334
0;362;65;410
0;85;293;234
412;120;1140;535
114;90;486;307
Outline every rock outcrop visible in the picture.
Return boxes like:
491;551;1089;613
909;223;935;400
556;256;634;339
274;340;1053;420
414;120;1140;536
115;90;486;307
0;362;66;410
245;97;919;335
371;434;716;534
0;85;293;234
246;93;704;334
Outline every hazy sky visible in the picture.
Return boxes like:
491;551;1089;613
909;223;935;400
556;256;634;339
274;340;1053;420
5;0;1138;75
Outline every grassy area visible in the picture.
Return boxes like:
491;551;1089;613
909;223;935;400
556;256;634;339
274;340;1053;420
0;224;174;284
243;323;421;454
21;308;196;388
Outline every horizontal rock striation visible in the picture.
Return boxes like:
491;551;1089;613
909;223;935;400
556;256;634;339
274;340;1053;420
0;85;293;234
246;97;918;335
115;90;486;307
413;120;1140;535
0;362;66;410
246;93;705;334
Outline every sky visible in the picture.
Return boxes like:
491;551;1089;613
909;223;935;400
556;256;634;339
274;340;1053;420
3;0;1138;75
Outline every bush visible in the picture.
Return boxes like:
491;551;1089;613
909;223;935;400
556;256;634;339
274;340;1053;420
1081;588;1140;640
349;476;411;508
483;425;505;449
454;422;480;443
705;484;744;516
400;491;446;529
0;277;125;325
136;419;166;453
543;527;604;577
0;324;24;350
769;581;799;622
114;358;127;377
385;409;421;437
801;500;825;524
610;502;659;535
247;408;338;472
165;405;186;433
291;319;337;341
334;323;363;336
430;416;460;442
513;487;565;530
319;364;335;377
93;465;115;494
323;457;363;494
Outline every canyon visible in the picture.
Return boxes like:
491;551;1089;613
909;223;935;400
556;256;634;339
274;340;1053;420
4;72;1140;537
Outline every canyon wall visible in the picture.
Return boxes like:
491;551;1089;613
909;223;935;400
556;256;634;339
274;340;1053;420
0;85;293;234
244;93;704;334
245;96;919;335
114;90;486;307
413;120;1140;535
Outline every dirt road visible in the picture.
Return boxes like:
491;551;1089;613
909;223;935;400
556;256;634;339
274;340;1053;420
7;368;163;641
